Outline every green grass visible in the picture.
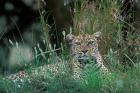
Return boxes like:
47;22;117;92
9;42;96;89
0;0;140;93
1;64;140;93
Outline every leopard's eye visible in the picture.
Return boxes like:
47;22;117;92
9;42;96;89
75;41;81;45
88;40;94;45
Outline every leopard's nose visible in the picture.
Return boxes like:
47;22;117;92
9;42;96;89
81;50;88;54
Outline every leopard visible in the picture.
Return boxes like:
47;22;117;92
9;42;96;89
2;32;109;87
3;61;69;88
66;32;109;78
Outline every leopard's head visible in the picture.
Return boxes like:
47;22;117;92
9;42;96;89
66;32;101;64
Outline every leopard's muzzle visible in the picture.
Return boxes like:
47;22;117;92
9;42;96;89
78;54;96;65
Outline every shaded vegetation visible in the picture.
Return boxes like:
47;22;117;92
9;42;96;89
0;0;140;93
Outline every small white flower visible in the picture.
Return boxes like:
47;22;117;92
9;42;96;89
34;46;38;55
17;84;21;88
37;43;46;58
15;42;19;48
9;39;14;46
70;27;72;34
43;39;46;45
62;30;66;40
20;79;24;83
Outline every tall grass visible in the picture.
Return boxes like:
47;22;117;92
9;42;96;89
0;0;140;93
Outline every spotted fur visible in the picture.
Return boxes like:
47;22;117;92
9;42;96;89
66;32;109;78
3;32;109;85
3;62;68;88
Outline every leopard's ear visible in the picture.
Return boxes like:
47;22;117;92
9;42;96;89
66;34;75;43
93;32;101;41
94;31;101;38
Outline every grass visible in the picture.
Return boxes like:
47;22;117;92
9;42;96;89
0;0;140;93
